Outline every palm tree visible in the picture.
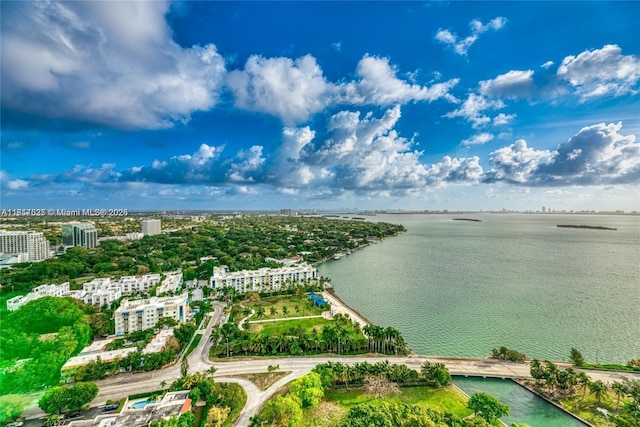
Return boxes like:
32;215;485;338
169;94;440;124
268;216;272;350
206;366;217;379
589;380;608;404
282;306;289;317
294;305;300;316
255;306;265;318
611;381;626;409
242;306;252;317
577;371;591;400
270;306;278;317
160;380;167;389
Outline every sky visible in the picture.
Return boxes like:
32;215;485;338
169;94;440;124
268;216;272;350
1;1;639;212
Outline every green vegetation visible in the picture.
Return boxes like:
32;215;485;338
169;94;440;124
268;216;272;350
148;411;195;427
233;371;291;391
467;392;511;423
529;360;639;426
252;361;491;427
0;394;31;424
569;348;585;366
0;297;95;394
491;346;526;362
246;294;325;320
185;333;203;357
0;216;405;294
38;382;99;415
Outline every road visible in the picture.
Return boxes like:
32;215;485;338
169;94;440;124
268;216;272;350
21;303;640;426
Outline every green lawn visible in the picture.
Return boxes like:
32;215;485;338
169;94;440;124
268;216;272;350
185;333;203;357
248;317;333;336
559;393;624;427
325;385;473;419
247;295;325;320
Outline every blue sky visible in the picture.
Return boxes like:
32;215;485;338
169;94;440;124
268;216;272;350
1;1;639;211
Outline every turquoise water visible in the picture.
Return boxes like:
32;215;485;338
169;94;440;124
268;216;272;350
131;399;149;409
318;214;640;363
453;376;585;426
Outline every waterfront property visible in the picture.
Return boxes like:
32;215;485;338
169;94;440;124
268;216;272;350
209;263;317;294
114;294;191;336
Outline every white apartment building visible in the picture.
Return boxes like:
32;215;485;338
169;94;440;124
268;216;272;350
114;294;190;336
209;263;317;294
141;219;161;236
156;271;183;295
0;230;51;262
119;274;162;295
6;282;70;311
70;278;122;308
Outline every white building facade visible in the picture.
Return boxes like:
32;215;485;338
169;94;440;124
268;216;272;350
6;282;70;311
0;230;50;262
141;219;161;235
114;294;190;336
209;263;317;294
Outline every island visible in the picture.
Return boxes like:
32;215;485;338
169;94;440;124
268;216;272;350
557;224;617;230
453;218;482;222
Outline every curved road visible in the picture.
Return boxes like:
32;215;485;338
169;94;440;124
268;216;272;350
22;304;640;426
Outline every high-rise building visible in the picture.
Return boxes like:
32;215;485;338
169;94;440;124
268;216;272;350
142;219;161;235
62;222;98;248
0;230;51;262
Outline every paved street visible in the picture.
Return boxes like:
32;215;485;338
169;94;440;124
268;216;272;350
20;303;640;426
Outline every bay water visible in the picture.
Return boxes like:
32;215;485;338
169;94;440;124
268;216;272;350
318;214;639;363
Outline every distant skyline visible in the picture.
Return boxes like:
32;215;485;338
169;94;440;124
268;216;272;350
1;1;639;211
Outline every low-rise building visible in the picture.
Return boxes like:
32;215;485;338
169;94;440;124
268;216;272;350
119;274;162;295
114;294;190;336
210;263;317;294
156;271;183;295
67;390;192;427
6;282;70;311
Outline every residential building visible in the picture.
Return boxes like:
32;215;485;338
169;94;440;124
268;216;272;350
125;232;145;240
209;263;317;294
114;294;190;336
67;391;192;427
142;219;161;235
6;282;70;311
70;278;122;308
156;271;183;295
0;230;50;262
119;274;162;295
62;222;98;248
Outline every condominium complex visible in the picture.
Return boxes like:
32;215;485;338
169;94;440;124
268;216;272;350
141;219;161;235
0;230;51;262
209;263;317;294
114;294;190;336
62;222;98;248
6;273;163;311
156;271;183;295
6;282;71;311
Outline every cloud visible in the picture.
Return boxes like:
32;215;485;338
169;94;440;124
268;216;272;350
226;54;458;124
462;132;494;146
557;44;640;101
444;93;505;129
486;140;555;184
492;113;516;126
332;41;342;52
541;61;554;69
1;1;226;130
487;122;640;185
435;17;507;56
225;54;335;125
478;70;535;99
342;55;459;106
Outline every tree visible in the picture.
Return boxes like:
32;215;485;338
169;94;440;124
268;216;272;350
206;405;230;427
589;380;608;404
611;381;626;409
39;387;69;415
261;395;303;427
180;358;189;377
282;306;289;317
67;382;98;411
569;348;585;366
362;375;400;399
467;392;511;422
289;372;325;408
420;361;451;388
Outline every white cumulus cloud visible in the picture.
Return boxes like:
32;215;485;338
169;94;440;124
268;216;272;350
0;1;226;130
462;133;494;146
557;44;640;101
479;70;535;99
435;17;507;56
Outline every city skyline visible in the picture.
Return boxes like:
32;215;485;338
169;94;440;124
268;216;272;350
1;1;639;211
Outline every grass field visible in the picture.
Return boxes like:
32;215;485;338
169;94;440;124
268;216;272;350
324;385;473;419
185;333;203;357
248;317;333;336
559;392;625;427
246;294;325;320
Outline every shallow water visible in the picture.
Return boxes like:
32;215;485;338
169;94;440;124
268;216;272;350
318;214;640;363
